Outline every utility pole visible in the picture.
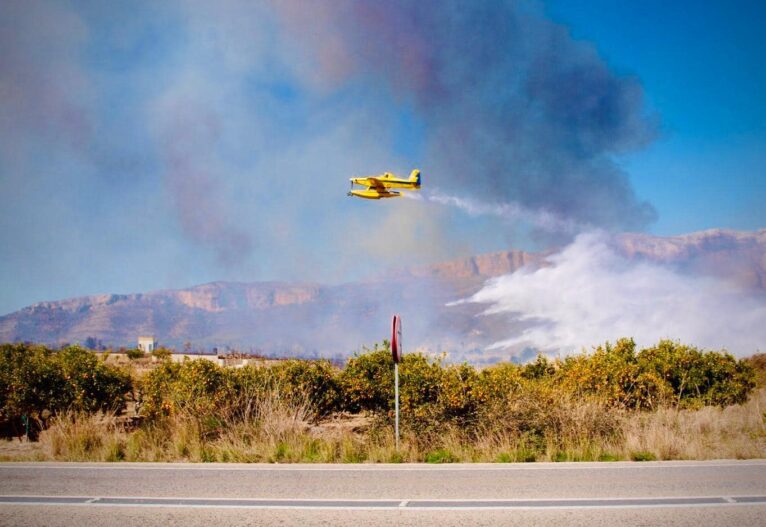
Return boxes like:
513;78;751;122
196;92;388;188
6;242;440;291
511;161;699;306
391;315;402;450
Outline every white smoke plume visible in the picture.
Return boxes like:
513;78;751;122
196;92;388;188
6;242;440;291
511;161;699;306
458;231;766;357
406;190;583;234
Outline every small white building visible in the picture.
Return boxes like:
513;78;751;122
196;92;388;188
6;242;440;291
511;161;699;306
137;336;157;353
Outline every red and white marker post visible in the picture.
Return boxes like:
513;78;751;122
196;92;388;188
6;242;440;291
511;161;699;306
391;315;402;450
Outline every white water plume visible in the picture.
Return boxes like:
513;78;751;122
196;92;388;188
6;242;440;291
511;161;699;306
406;190;583;234
457;231;766;357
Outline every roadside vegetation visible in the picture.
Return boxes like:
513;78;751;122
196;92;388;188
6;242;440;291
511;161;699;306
1;340;764;462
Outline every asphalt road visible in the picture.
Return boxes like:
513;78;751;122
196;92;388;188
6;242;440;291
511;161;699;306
1;461;765;526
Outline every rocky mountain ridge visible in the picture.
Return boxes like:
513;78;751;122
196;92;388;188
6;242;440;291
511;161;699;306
1;228;764;356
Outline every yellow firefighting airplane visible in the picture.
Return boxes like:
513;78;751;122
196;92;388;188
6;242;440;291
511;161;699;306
347;169;421;199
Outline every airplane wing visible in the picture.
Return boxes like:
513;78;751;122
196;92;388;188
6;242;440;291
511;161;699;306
363;177;386;190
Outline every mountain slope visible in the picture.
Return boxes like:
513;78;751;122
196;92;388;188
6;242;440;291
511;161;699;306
1;229;764;357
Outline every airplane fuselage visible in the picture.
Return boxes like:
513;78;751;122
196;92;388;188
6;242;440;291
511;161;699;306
350;174;421;190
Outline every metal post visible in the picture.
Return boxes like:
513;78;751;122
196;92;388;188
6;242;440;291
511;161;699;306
394;362;400;450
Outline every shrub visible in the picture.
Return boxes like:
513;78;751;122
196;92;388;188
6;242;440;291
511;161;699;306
3;337;758;458
140;360;233;421
475;362;523;404
637;340;755;408
438;364;480;423
0;344;132;435
744;353;766;387
630;451;657;462
398;352;443;423
55;346;133;413
140;358;340;426
269;360;342;419
425;448;458;463
339;344;443;429
521;354;556;380
339;344;394;414
1;343;65;424
152;347;172;361
139;360;181;419
558;338;655;409
126;348;144;360
557;339;756;410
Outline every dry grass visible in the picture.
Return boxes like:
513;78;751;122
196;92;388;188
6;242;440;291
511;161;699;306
620;387;766;460
0;438;47;461
44;412;128;461
3;388;763;463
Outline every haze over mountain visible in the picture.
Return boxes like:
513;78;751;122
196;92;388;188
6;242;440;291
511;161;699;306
2;228;764;362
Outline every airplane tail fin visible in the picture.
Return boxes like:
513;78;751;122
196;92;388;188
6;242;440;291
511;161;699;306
409;169;421;188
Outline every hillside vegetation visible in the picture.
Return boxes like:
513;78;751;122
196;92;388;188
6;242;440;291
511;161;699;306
0;340;764;462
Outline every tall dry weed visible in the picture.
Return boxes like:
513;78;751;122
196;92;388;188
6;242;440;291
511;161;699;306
42;412;127;461
621;388;766;460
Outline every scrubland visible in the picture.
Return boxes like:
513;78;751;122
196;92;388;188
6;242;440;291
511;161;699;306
1;341;764;462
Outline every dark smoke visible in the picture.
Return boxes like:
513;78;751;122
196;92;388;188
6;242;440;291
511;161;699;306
155;97;253;265
0;0;93;158
274;0;658;234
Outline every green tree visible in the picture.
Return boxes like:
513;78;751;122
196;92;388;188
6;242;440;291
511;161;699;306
0;344;132;432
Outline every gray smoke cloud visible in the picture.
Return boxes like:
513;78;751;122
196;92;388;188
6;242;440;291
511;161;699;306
0;0;93;157
1;0;664;324
273;0;658;235
151;85;254;264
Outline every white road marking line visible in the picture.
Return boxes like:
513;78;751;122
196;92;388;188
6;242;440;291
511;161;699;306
2;461;765;472
0;496;404;503
2;495;761;502
1;495;764;511
0;502;760;511
1;503;761;511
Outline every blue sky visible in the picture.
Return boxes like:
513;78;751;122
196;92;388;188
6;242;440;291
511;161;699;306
0;0;764;315
545;0;766;234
